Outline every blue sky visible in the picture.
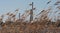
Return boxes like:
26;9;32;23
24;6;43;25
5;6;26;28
0;0;52;15
0;0;59;22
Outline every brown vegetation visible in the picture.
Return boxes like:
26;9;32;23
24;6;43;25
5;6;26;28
0;20;60;33
0;1;60;33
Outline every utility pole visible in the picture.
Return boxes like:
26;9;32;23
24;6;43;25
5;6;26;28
19;13;20;20
29;2;35;22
